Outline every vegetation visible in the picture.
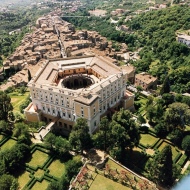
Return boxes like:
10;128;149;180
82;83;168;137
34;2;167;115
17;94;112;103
147;145;174;187
69;118;92;154
0;91;13;121
93;109;140;161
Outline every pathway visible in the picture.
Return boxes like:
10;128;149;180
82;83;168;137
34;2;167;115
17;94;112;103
181;160;190;174
32;117;59;140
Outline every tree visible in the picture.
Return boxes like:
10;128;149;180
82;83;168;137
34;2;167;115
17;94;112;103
160;75;170;95
13;123;31;143
148;145;174;186
181;135;190;153
0;120;10;133
168;128;183;146
69;118;92;154
107;109;140;160
162;93;174;107
92;117;110;151
137;114;146;124
146;105;156;123
0;174;18;190
164;102;190;130
54;136;70;157
45;133;70;157
44;133;56;150
0;91;13;121
19;86;26;95
1;143;30;173
65;159;82;180
146;96;154;107
154;121;168;138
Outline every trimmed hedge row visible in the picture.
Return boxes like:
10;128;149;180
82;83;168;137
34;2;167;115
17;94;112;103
0;136;10;146
153;139;163;150
173;152;182;164
177;154;188;167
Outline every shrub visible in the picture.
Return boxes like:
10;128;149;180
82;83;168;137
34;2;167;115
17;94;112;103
182;135;190;153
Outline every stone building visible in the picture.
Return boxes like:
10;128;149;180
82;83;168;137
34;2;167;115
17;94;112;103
25;55;134;135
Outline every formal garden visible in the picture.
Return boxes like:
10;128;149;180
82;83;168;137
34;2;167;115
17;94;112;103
125;130;190;179
0;132;81;190
70;157;157;190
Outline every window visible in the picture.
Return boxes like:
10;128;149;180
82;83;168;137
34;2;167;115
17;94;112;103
48;108;50;112
93;105;96;116
94;121;97;127
43;107;45;111
69;125;72;130
81;107;84;117
64;123;67;128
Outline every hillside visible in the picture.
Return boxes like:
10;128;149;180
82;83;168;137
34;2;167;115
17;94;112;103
128;5;190;93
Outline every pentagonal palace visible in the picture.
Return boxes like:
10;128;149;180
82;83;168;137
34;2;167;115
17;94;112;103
25;55;134;135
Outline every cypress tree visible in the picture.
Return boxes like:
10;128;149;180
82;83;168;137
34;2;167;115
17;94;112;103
160;75;170;95
149;145;173;187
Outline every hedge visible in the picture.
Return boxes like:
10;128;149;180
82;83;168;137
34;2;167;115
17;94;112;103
177;154;188;167
173;152;182;164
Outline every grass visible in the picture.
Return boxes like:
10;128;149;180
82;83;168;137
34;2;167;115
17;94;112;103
0;139;17;151
48;159;66;178
34;169;44;179
9;91;29;113
158;141;179;159
31;180;49;190
0;134;4;141
18;171;31;189
135;96;147;115
140;134;158;147
89;174;131;190
27;150;49;168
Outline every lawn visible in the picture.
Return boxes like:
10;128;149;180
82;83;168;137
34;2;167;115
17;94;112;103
18;171;31;189
135;96;147;115
27;150;49;168
89;174;131;190
0;134;4;141
34;169;44;179
9;91;29;113
48;159;66;178
140;134;159;147
31;180;49;190
158;141;179;159
0;139;17;151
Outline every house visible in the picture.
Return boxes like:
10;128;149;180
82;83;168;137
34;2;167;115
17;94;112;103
135;72;157;90
177;34;190;47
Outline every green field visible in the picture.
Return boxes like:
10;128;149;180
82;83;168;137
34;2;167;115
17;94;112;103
31;180;49;190
9;91;30;113
158;141;179;159
48;159;66;178
27;150;49;168
18;171;31;189
0;134;4;141
140;134;158;147
34;169;44;179
89;174;131;190
0;139;17;151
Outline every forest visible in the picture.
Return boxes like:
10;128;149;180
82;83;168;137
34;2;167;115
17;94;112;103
65;5;190;93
